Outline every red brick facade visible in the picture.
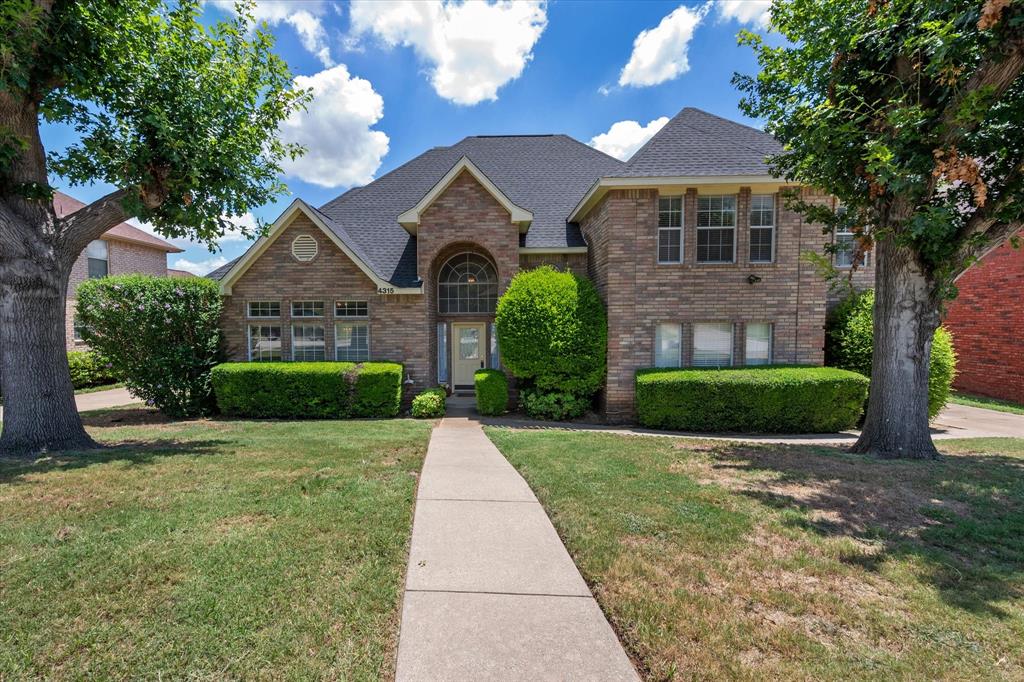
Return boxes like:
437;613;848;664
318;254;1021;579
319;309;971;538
66;238;172;350
943;237;1024;404
220;175;839;418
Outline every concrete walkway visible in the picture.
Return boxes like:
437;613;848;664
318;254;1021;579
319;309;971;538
0;386;140;422
395;417;638;681
482;402;1024;445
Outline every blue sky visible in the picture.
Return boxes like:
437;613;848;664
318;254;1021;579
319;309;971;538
43;0;775;274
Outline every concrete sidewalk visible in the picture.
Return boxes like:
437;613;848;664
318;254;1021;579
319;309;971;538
395;417;638;681
0;386;140;422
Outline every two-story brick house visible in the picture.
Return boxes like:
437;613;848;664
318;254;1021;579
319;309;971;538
55;191;183;350
210;107;870;420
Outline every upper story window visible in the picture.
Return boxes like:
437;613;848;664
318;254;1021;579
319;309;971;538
291;301;324;317
438;253;498;315
335;301;368;318
247;301;280;318
835;227;870;268
749;195;775;263
657;196;683;264
86;240;108;278
696;196;736;263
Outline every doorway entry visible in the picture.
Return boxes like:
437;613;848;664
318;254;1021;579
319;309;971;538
451;322;486;391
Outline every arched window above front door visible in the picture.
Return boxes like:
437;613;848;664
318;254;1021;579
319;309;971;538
437;252;498;314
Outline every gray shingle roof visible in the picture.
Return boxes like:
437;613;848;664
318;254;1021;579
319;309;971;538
206;257;239;280
208;108;782;287
614;108;782;177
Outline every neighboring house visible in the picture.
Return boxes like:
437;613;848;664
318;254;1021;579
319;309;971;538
168;268;196;278
209;107;869;420
943;234;1023;404
56;191;183;350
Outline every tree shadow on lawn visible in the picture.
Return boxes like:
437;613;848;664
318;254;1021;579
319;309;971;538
701;441;1024;617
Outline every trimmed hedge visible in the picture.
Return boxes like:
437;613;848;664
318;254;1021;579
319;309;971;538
412;387;446;418
67;351;118;389
826;289;957;418
211;361;403;418
475;369;508;416
521;388;590;421
636;366;869;433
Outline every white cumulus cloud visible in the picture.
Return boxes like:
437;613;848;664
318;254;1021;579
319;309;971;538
349;0;548;106
211;0;334;66
280;64;390;188
172;255;228;276
589;117;669;161
717;0;772;29
618;3;708;88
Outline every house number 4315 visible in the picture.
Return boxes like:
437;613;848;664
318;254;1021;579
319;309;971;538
377;286;395;295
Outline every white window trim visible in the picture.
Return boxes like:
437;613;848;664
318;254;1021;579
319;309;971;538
657;196;684;264
654;323;682;368
745;322;773;365
335;300;369;319
291;323;326;362
696;195;738;264
334;321;371;362
291;300;325;318
834;228;870;268
247;323;281;362
748;195;775;264
247;301;280;319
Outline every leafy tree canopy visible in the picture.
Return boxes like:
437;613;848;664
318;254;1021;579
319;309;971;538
1;0;309;245
735;0;1024;293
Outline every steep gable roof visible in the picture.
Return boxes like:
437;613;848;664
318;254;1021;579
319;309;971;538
615;108;782;177
53;191;184;253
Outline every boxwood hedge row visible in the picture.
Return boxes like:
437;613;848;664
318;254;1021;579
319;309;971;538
636;365;869;433
211;361;403;418
474;369;508;416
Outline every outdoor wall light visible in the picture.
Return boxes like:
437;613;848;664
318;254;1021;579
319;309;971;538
404;372;415;385
747;274;763;285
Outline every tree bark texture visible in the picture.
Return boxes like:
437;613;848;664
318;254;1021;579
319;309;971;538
851;233;942;459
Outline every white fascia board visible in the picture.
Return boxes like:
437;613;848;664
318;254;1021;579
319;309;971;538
218;200;422;296
518;246;588;254
397;156;533;233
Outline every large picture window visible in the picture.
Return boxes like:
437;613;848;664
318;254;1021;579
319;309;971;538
657;196;683;263
437;253;498;314
248;324;281;361
696;195;736;263
292;324;325;361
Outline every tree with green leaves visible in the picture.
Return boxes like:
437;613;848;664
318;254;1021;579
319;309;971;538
0;0;308;454
735;0;1024;458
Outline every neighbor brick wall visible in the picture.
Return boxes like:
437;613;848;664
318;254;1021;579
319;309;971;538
943;236;1023;404
220;215;430;400
581;186;828;422
519;252;589;276
66;238;170;350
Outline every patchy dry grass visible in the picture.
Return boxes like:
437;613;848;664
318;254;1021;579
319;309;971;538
0;408;432;680
951;392;1024;416
486;429;1024;681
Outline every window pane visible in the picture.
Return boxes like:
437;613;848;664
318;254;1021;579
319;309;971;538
437;323;449;382
335;322;369;362
291;301;324;317
87;258;108;279
459;327;480;360
438;253;498;314
658;228;682;263
85;240;108;260
248;301;280;318
746;323;772;365
697;227;735;263
654;323;681;368
658;196;682;228
335;301;368;318
292;324;325;361
693;323;733;367
248;324;281;362
749;227;773;263
490;322;500;369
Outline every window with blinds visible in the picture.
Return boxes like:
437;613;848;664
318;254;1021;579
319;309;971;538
335;322;369;361
292;324;325;361
749;195;775;263
693;322;734;367
654;323;682;368
745;323;772;365
696;195;736;263
657;196;683;263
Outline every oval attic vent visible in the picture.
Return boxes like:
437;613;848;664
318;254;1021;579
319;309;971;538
291;234;318;262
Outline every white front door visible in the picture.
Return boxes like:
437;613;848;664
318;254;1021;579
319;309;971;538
452;323;486;390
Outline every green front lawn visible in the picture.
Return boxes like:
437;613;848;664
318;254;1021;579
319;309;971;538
0;408;432;679
951;391;1024;415
486;429;1024;680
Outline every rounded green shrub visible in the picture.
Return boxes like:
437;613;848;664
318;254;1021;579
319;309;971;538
474;369;508;416
495;266;607;398
826;289;957;418
636;366;869;432
67;350;118;389
412;387;447;418
77;275;222;417
520;388;591;421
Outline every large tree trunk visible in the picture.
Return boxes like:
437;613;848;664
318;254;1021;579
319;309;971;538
0;259;96;455
851;233;941;459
